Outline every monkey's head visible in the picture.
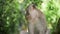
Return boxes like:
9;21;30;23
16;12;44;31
26;3;36;15
27;3;36;11
25;3;36;20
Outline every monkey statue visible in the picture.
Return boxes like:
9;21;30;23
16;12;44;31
25;3;50;34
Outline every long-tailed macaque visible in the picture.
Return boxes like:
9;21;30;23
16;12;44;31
26;3;50;34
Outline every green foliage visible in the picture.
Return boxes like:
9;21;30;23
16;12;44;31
0;0;60;34
41;0;60;33
0;0;23;34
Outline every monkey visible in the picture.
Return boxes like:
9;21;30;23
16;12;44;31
25;3;50;34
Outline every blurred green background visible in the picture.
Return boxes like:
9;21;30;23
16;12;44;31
0;0;60;34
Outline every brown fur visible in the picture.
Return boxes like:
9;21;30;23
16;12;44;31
25;4;49;34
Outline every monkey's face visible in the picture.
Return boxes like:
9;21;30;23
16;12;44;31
27;5;35;15
26;4;36;15
28;5;34;11
26;4;37;20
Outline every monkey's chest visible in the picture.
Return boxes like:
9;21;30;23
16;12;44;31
30;10;38;19
29;11;39;23
29;18;40;24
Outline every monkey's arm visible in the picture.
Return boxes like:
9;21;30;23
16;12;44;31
39;12;50;34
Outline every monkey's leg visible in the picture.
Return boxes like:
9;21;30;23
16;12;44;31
34;28;39;34
36;22;46;34
46;29;50;34
39;26;47;34
28;23;34;34
39;30;45;34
